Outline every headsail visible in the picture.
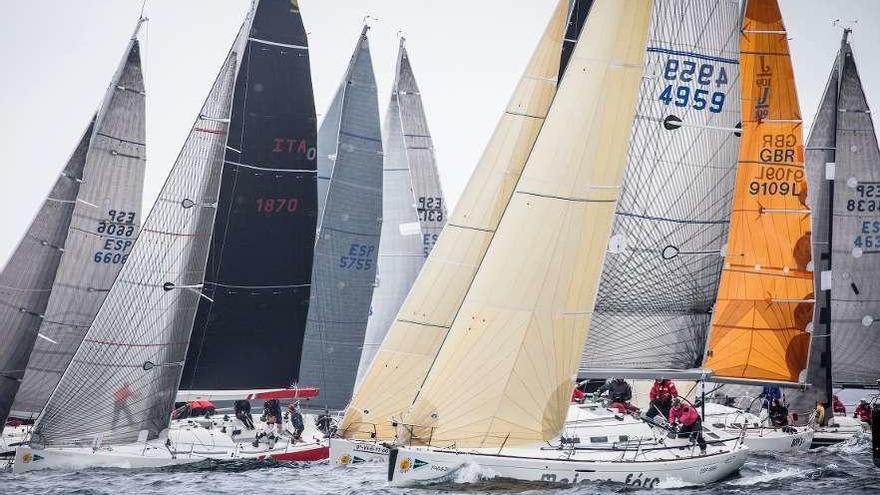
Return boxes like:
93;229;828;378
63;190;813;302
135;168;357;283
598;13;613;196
32;49;237;447
297;27;383;411
355;40;435;384
339;0;571;441
11;24;148;419
179;0;318;391
581;0;742;375
401;0;651;448
704;0;813;384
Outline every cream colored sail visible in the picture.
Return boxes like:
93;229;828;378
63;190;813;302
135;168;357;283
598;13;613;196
402;0;652;448
339;0;569;440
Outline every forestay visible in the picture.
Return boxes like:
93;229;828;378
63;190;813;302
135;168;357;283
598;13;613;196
402;0;650;448
180;0;318;391
0;121;92;429
355;40;430;385
581;0;741;372
297;27;383;411
32;51;237;448
704;0;813;384
339;0;571;441
12;30;147;418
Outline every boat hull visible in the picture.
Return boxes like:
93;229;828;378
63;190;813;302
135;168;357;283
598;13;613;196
388;445;748;488
740;428;812;452
12;445;201;473
330;437;390;465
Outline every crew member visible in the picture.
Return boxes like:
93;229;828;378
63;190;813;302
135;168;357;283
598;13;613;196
768;398;789;427
571;387;586;403
234;400;255;429
668;398;706;453
264;399;283;434
833;394;847;415
647;378;678;420
815;400;826;426
759;385;782;409
288;403;305;441
597;378;634;413
854;398;873;425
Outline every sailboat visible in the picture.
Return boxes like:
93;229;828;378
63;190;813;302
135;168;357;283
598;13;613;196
13;0;321;472
385;0;747;486
1;18;147;437
297;25;383;413
794;27;880;447
355;38;446;385
574;0;814;454
331;0;574;465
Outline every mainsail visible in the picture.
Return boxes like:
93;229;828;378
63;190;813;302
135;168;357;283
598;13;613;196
1;22;147;426
180;0;318;391
823;32;880;388
704;0;813;384
339;0;571;441
401;0;651;448
395;39;447;257
355;39;436;384
32;49;237;447
297;26;383;411
581;0;742;374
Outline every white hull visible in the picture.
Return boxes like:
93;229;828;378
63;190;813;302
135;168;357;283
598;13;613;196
13;443;201;473
389;444;748;488
811;417;869;448
330;437;390;465
701;403;813;452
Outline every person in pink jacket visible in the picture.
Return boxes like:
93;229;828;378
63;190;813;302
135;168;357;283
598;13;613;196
668;398;706;453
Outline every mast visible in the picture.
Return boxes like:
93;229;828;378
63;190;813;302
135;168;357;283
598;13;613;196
822;27;849;410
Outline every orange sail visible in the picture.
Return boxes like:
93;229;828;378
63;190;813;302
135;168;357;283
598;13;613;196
704;0;813;383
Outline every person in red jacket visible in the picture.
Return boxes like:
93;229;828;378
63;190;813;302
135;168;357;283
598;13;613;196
668;398;706;453
647;378;678;420
571;387;586;403
833;394;847;415
854;399;873;425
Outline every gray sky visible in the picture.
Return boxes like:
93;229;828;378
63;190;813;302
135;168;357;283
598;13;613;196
1;0;879;262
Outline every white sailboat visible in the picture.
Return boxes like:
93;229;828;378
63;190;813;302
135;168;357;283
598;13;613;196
384;0;747;487
13;0;324;472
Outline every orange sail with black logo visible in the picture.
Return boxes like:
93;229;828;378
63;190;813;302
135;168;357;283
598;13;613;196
703;0;814;383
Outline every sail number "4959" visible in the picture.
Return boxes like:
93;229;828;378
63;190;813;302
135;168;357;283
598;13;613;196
658;58;728;113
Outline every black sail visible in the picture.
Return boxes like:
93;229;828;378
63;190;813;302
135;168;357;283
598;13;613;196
180;0;318;390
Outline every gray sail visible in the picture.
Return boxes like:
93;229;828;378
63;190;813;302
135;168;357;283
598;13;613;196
395;39;446;256
298;27;382;411
11;32;147;419
828;37;880;388
355;41;429;384
32;50;237;447
317;83;345;224
0;122;92;430
580;0;741;373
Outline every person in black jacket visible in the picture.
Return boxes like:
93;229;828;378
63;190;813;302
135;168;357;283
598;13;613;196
597;378;634;412
264;399;283;434
768;398;789;427
288;403;304;441
234;400;254;429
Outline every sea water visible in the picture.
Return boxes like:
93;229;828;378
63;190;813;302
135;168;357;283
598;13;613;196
0;434;876;494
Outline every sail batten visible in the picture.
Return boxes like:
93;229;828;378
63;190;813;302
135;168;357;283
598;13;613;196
339;0;571;442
